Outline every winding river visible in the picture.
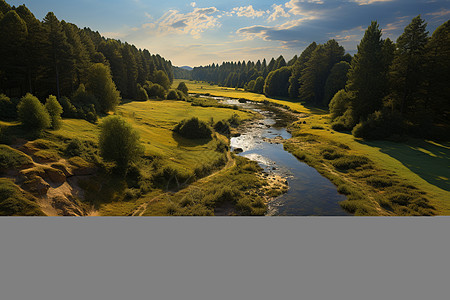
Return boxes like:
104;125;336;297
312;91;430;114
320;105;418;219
214;97;350;216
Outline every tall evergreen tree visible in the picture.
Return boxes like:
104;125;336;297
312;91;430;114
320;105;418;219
425;20;450;125
15;5;46;95
43;12;74;99
0;10;28;96
346;21;386;122
323;61;350;106
288;42;317;98
388;16;429;119
299;40;344;105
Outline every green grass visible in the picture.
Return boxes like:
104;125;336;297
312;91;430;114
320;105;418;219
115;100;250;174
0;144;33;170
177;80;450;215
173;79;327;114
0;178;45;216
142;156;269;216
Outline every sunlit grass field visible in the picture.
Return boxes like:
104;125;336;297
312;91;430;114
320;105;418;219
173;79;327;114
175;79;450;214
1;98;254;216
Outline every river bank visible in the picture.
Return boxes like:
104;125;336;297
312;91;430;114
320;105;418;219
183;79;449;215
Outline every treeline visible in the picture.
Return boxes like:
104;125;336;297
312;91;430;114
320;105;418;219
330;17;449;140
191;42;352;107
191;16;449;140
0;0;173;116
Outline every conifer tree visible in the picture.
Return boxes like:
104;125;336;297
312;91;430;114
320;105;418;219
425;20;450;125
43;12;74;99
346;21;386;123
388;16;429;118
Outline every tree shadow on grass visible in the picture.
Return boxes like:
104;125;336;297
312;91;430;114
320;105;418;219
358;139;450;191
171;131;212;147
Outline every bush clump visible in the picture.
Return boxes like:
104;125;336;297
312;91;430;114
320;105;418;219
45;95;63;129
332;155;370;171
176;82;189;95
352;109;404;140
144;82;166;99
17;93;51;132
214;120;230;136
173;117;212;139
99;116;144;172
166;90;179;100
136;84;149;101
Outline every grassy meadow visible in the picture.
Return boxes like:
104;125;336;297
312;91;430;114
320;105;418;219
1;97;261;216
175;79;450;215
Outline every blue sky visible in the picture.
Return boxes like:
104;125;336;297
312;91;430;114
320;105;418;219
9;0;450;67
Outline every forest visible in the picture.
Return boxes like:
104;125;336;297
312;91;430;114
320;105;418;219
191;17;449;141
0;0;449;217
0;0;174;124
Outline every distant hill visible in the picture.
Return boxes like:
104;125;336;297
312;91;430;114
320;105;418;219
173;66;193;79
180;66;193;71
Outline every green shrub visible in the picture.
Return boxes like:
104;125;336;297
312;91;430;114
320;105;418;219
214;120;231;136
228;113;241;127
136;84;149;101
166;90;179;100
99;116;144;171
332;155;370;170
352;109;404;140
0;178;44;216
59;96;78;118
365;176;393;188
0;145;33;170
329;89;353;119
331;108;355;131
173;117;212;139
321;148;344;160
337;184;352;195
17;93;51;132
176;82;189;95
389;193;413;206
65;139;84;157
72;84;100;112
45;95;63;129
145;83;166;99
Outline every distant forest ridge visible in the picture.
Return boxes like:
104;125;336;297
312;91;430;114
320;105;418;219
176;17;449;140
0;0;174;101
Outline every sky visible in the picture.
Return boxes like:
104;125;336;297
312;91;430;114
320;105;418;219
8;0;450;67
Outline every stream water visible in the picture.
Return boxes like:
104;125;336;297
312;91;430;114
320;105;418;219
213;96;350;216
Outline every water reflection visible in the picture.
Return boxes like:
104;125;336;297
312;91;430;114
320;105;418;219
220;97;350;216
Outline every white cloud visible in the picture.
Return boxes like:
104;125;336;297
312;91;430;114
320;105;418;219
352;0;393;5
285;0;325;17
146;7;220;39
231;5;266;18
190;2;197;8
268;4;291;22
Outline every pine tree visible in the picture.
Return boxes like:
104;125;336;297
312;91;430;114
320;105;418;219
43;12;74;99
299;40;344;105
346;21;386;123
15;5;46;95
0;10;28;96
288;42;317;98
388;16;429;119
425;20;450;125
323;61;350;106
